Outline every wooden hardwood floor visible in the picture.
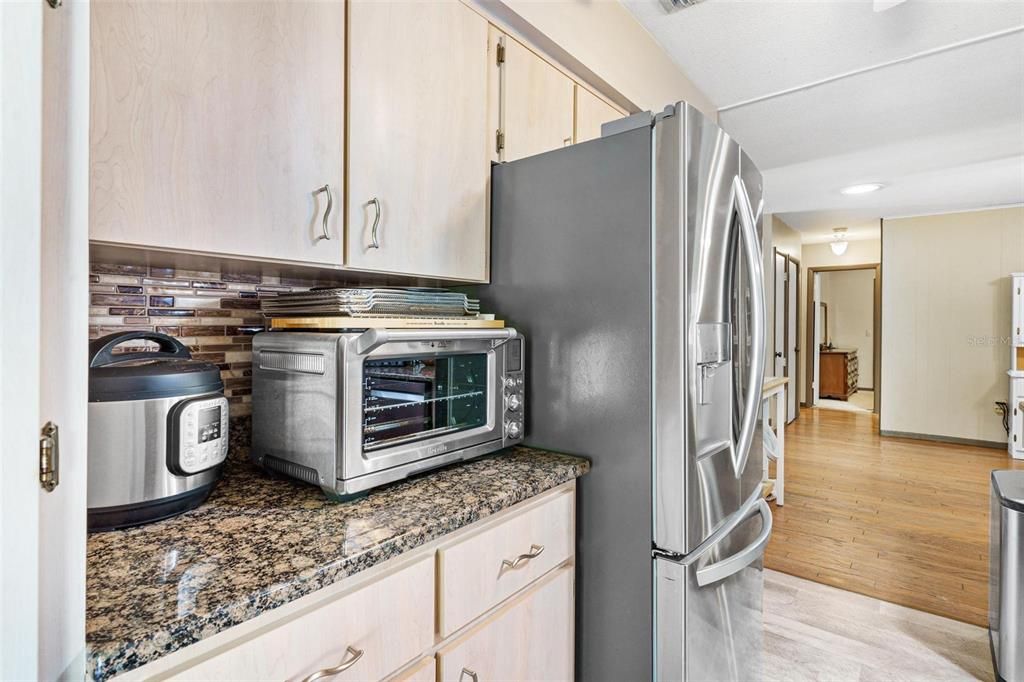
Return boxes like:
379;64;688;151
766;408;1023;627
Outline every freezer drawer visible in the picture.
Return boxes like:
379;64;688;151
655;496;770;682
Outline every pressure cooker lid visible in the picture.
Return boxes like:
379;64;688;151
89;331;224;402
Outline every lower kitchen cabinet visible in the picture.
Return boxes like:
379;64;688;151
437;567;574;682
115;482;577;682
174;557;435;681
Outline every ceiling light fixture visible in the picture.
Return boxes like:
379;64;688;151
830;227;849;256
840;183;884;195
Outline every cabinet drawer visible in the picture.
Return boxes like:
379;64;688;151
438;488;573;636
437;567;574;682
174;556;434;681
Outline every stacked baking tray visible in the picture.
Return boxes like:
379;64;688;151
261;287;481;318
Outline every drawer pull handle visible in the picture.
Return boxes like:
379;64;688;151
460;668;479;682
500;543;544;572
301;646;363;682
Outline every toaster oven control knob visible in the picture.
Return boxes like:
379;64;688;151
514;375;525;388
503;376;517;389
506;393;522;412
505;420;523;440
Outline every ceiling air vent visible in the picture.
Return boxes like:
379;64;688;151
660;0;706;12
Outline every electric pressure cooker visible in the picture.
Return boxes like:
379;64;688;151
87;331;229;531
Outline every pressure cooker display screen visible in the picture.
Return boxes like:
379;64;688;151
198;406;221;443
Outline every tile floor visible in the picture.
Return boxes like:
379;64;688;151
764;569;992;682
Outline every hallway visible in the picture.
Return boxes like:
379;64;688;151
765;408;1023;626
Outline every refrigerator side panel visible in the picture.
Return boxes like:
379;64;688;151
484;128;654;682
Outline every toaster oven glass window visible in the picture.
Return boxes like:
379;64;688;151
363;354;488;450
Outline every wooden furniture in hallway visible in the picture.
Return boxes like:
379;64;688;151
762;376;787;506
819;348;859;400
765;407;1024;627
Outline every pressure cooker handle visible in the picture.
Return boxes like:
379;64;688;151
88;331;191;368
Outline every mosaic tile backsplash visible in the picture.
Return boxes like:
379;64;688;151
88;262;318;419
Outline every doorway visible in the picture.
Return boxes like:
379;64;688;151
804;263;881;414
772;249;800;424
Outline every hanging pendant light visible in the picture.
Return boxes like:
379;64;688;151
830;227;849;256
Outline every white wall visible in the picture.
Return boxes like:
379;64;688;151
478;0;716;118
798;238;881;403
820;269;875;389
881;206;1024;445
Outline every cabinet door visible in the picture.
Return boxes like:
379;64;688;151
437;567;574;682
1013;276;1024;346
347;2;489;282
501;37;575;162
1012;379;1024;457
574;86;623;144
90;1;345;265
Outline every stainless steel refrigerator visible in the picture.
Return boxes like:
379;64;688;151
482;102;770;681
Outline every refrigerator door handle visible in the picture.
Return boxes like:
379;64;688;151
694;498;772;587
729;174;767;476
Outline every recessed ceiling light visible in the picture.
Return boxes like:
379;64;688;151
840;183;884;195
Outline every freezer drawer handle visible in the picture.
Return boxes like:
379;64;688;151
694;499;772;587
500;544;545;573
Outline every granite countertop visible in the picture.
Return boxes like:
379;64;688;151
86;446;589;681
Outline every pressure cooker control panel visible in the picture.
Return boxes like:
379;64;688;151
167;396;230;476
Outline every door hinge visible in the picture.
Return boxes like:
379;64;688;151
495;129;505;154
496;42;505;66
39;421;59;492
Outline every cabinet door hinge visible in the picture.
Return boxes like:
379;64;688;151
496;42;505;66
39;421;59;492
496;129;505;154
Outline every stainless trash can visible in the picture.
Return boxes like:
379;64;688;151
991;470;1024;682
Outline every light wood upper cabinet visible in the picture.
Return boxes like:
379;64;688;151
574;86;624;144
346;1;490;282
500;36;575;162
90;1;345;266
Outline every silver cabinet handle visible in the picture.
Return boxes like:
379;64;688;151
500;544;544;572
460;668;479;682
369;197;381;249
314;184;333;242
300;646;363;682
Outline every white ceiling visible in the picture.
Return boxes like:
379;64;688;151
624;0;1024;241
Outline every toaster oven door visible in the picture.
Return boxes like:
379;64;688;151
341;329;516;484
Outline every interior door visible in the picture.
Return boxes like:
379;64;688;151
812;272;822;405
773;252;786;381
1;1;88;677
347;1;489;281
786;258;799;422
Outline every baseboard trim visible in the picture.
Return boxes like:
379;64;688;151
879;429;1006;450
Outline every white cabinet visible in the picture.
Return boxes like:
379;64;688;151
436;568;574;682
499;36;575;162
346;1;491;281
90;1;345;266
1011;374;1024;459
574;86;624;144
1012;274;1024;348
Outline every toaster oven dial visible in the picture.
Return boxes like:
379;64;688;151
503;375;518;389
505;420;523;440
505;393;523;412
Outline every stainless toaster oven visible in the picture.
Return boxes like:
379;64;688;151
251;328;524;498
